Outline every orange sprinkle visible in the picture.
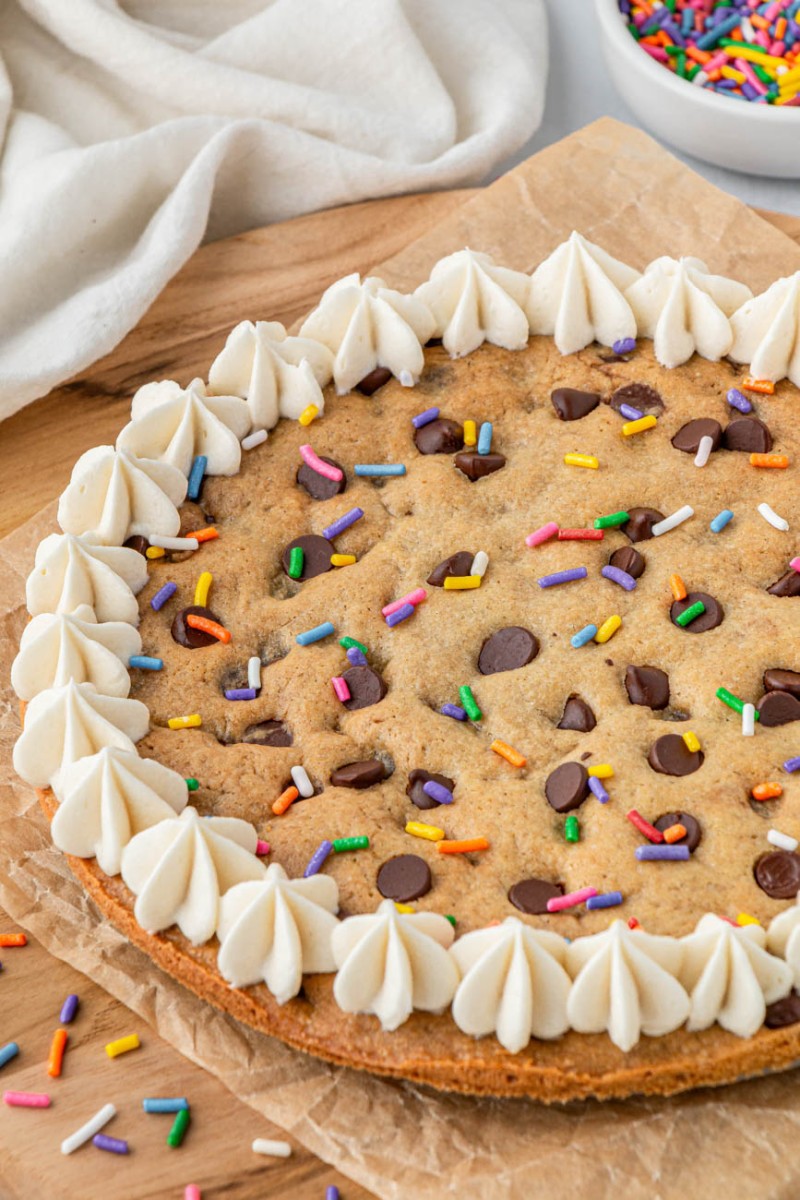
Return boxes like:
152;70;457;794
742;377;775;395
686;45;711;64
437;837;490;855
776;17;787;39
185;614;231;644
669;573;687;601
750;453;789;469
628;917;641;930
750;13;769;29
47;1029;68;1078
272;785;299;816
752;782;783;802
663;824;687;845
185;526;219;543
490;739;526;768
0;933;27;947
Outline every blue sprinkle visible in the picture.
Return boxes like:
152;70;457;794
477;422;493;455
0;1042;19;1070
354;464;406;477
710;509;734;533
296;621;335;646
585;892;623;911
187;455;207;501
142;1097;189;1114
129;655;163;671
571;624;598;648
441;703;466;721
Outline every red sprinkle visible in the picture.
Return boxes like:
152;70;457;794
557;529;604;541
626;809;664;844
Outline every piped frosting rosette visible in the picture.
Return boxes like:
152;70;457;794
57;445;187;547
25;533;148;624
729;271;800;386
118;378;251;476
11;605;141;700
414;248;531;357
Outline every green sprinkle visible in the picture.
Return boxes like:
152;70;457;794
332;836;369;853
167;1106;191;1148
444;914;456;927
288;546;304;579
185;777;199;791
686;62;701;81
675;600;705;628
627;21;639;37
719;37;764;52
594;510;629;530
459;685;482;722
716;687;760;721
565;815;580;844
339;636;367;653
752;63;773;85
676;51;687;79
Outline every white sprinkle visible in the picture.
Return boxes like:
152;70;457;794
247;656;261;691
290;765;314;798
61;1103;116;1155
398;369;414;388
691;69;708;87
147;535;199;551
242;428;268;451
252;1138;292;1158
651;506;694;537
741;15;756;40
742;703;755;737
694;436;714;468
470;551;489;578
758;503;789;532
769;829;799;852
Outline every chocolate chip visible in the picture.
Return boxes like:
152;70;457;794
171;605;221;649
621;507;664;543
545;762;590;813
478;626;539;675
557;695;596;732
648;734;704;777
240;720;293;747
671;418;722;454
653;811;702;853
508;878;564;915
296;457;346;501
625;665;670;710
341;664;387;711
551;388;600;421
768;571;800;598
377;854;432;902
330;760;388;788
427;551;474;587
414;418;463;455
454;450;506;480
609;546;646;578
765;990;800;1029
124;534;149;556
723;417;773;453
281;534;334;581
758;691;800;727
610;382;664;416
670;591;724;633
754;851;800;899
357;367;393;396
406;769;455;811
764;669;800;698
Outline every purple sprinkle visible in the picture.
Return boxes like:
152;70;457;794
423;780;453;805
612;337;637;355
635;844;690;862
59;994;79;1024
411;406;439;429
151;581;177;611
588;776;609;804
346;646;367;666
441;704;466;721
326;1189;341;1200
385;602;415;627
93;1133;128;1155
537;567;588;589
304;840;333;878
618;403;643;421
742;82;758;100
224;687;257;701
322;507;364;541
585;891;623;911
727;387;753;414
601;564;637;591
784;757;800;774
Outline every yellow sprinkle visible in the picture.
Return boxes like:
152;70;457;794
146;546;166;559
594;615;622;644
298;404;319;427
105;1034;140;1059
720;65;747;83
621;415;657;437
588;764;614;779
394;902;415;914
682;731;701;754
463;420;477;447
194;570;212;608
564;453;599;470
405;821;445;842
724;44;785;67
330;554;356;567
167;714;202;730
443;575;481;590
736;912;761;927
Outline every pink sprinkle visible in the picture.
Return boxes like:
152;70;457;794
525;521;559;548
736;59;768;94
3;1091;51;1108
790;557;800;572
185;1188;201;1200
641;43;669;63
332;676;351;702
546;887;598;914
256;840;271;856
381;588;427;617
299;445;343;482
704;50;727;71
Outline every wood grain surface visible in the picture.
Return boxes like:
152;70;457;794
1;189;798;1200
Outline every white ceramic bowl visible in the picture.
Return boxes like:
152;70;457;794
594;0;800;177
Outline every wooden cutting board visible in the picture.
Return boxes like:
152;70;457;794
1;190;798;1200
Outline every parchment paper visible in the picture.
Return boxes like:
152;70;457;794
4;119;800;1200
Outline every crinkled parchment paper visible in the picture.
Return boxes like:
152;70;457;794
3;120;800;1200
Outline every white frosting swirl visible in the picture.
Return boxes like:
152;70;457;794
51;746;187;876
118;378;251;476
680;913;792;1037
13;680;150;791
26;533;148;625
57;445;186;546
414;249;530;358
120;806;265;945
11;605;140;700
527;231;640;355
450;918;570;1051
565;920;689;1051
332;899;458;1031
767;898;800;988
299;274;436;393
208;321;333;430
729;271;800;386
217;863;339;1001
625;256;752;369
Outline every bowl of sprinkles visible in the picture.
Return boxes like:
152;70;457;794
595;0;800;176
